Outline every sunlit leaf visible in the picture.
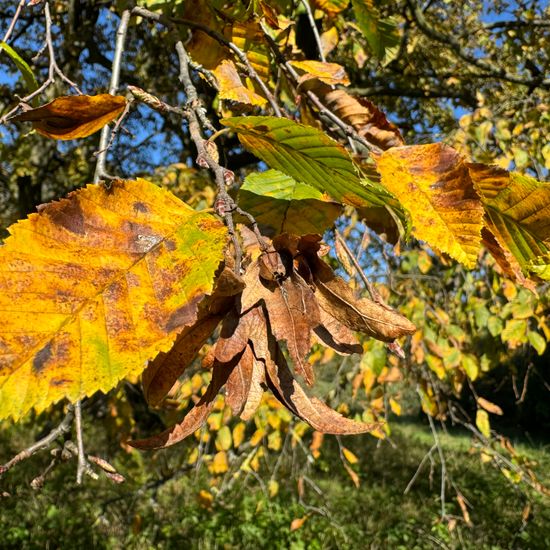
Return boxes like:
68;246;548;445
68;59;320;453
470;166;550;280
238;169;342;235
213;60;267;106
0;179;227;420
291;60;350;86
11;94;127;140
476;409;491;438
477;397;503;416
527;330;546;355
377;144;484;268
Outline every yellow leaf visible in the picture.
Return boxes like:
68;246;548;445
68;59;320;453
213;60;267;107
476;409;491;438
342;447;359;464
250;428;265;446
477;397;503;416
389;397;402;416
215;426;232;451
291;60;350;86
377;144;484;268
209;451;229;474
198;489;214;509
0;179;227;421
12;94;127;140
268;479;279;497
232;422;246;448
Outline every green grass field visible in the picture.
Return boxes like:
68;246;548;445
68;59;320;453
1;418;549;549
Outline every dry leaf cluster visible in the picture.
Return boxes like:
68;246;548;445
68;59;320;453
132;232;415;449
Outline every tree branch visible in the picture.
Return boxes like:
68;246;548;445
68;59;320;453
94;9;130;183
407;0;549;90
0;405;74;477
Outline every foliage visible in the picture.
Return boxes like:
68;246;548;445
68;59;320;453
0;0;549;539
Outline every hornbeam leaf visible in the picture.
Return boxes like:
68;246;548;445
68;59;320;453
469;165;550;279
377;144;484;268
0;179;228;421
238;169;342;235
222;116;408;229
11;94;127;140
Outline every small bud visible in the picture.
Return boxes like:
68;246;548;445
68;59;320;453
223;169;235;186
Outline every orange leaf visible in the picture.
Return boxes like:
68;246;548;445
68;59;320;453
213;60;267;106
477;397;503;416
11;94;127;140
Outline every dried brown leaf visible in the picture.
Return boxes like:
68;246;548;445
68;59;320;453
129;359;233;450
309;255;416;341
225;344;255;415
264;339;378;435
241;261;320;385
142;313;223;406
323;88;404;150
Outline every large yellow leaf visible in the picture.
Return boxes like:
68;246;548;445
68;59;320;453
469;165;550;279
377;144;484;268
11;94;127;140
0;179;227;420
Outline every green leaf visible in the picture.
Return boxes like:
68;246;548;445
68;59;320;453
462;354;479;381
527;331;546;355
501;318;528;346
470;167;550;279
222;116;410;237
351;0;400;65
0;41;38;94
487;316;503;337
238;169;342;235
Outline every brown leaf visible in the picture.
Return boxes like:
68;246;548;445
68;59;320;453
11;94;127;140
142;267;242;406
142;312;224;406
241;261;320;385
308;254;416;341
225;344;255;415
241;355;267;420
129;359;234;450
264;338;378;435
477;397;504;416
323;88;404;150
313;307;363;355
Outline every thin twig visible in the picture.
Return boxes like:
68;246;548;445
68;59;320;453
1;0;26;43
426;409;447;519
300;0;325;62
404;443;437;494
0;405;74;477
335;229;381;302
94;9;130;183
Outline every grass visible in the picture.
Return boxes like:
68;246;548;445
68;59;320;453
0;417;549;549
